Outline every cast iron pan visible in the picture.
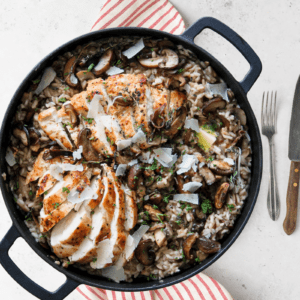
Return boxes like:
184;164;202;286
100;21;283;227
0;17;262;299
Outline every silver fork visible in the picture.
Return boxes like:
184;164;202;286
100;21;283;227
261;91;280;221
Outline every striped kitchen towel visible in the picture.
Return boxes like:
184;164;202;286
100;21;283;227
76;0;233;299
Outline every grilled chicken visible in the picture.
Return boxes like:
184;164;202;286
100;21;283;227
124;188;138;231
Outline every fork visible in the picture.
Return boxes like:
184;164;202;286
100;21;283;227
261;91;280;221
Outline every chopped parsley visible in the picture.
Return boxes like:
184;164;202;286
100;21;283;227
229;171;238;183
88;63;95;72
58;98;67;103
29;190;33;196
156;176;162;181
145;158;158;171
62;187;70;193
64;86;70;91
186;204;193;211
92;258;97;263
177;68;184;73
89;137;95;140
32;79;40;84
195;257;201;263
82;116;94;124
153;205;158;209
163;195;171;203
201;199;213;214
227;204;235;212
44;191;48;195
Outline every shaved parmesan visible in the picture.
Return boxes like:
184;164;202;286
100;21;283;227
116;164;127;176
116;128;147;151
182;182;202;192
177;154;199;175
73;146;83;160
116;139;132;151
128;159;138;166
184;118;200;133
101;265;126;283
144;195;150;200
106;66;124;76
173;194;199;204
139;151;151;163
91;239;113;268
49;164;64;181
206;82;229;102
122;38;145;59
99;115;113;131
87;94;103;119
153;148;177;168
34;67;56;95
68;185;98;204
224;158;235;165
63;164;84;172
5;148;16;166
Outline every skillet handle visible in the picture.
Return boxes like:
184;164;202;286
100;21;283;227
0;225;79;300
181;17;262;94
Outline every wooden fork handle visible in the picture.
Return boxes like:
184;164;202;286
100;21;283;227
283;161;300;235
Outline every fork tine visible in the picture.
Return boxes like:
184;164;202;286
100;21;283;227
261;92;265;126
273;91;277;129
266;91;269;125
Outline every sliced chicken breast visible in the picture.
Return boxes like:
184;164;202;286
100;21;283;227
70;91;89;117
38;107;73;150
91;165;126;269
25;149;60;184
51;204;92;258
168;90;186;120
124;188;138;231
70;176;116;264
36;171;57;197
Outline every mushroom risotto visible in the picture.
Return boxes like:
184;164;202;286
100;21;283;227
5;36;252;282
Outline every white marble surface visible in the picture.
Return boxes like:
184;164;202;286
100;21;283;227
0;0;300;299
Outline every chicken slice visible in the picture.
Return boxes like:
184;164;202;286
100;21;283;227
168;90;186;121
36;171;57;197
25;149;61;184
70;176;116;264
70;91;89;117
115;106;137;139
91;165;126;269
124;188;138;231
38;107;73;150
51;205;92;258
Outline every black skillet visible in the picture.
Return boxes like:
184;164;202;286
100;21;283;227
0;17;262;299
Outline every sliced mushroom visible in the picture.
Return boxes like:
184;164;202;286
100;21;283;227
94;49;114;76
229;130;245;148
202;98;226;116
231;107;247;126
144;204;164;222
164;106;187;137
42;146;73;160
197;236;221;254
127;164;142;190
13;127;29;146
158;49;179;69
148;192;162;205
148;223;165;232
176;175;189;194
199;167;215;185
77;128;100;161
144;169;155;187
183;233;199;260
164;74;186;89
150;104;166;129
218;113;230;128
154;229;167;247
138;56;164;68
135;239;155;266
64;56;78;88
183;128;192;145
214;182;230;209
164;223;173;240
210;160;234;176
28;127;41;145
64;103;79;127
76;70;95;89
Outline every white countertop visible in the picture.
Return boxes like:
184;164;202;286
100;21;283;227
0;0;299;299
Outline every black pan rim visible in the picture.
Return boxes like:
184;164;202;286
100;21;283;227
0;26;262;292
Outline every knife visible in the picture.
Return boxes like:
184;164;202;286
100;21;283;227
283;76;300;235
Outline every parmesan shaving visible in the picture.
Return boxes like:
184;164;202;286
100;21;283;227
182;182;202;193
153;148;177;168
116;128;147;151
173;194;199;204
106;66;124;76
224;158;235;165
115;164;127;176
68;181;98;204
72;146;83;160
177;154;198;175
34;67;56;95
128;159;138;166
206;82;229;102
5;147;16;166
101;265;126;283
184;118;200;133
122;38;145;59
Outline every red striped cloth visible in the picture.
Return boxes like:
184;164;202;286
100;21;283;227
76;1;233;299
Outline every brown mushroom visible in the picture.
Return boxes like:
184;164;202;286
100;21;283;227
164;74;186;89
202;98;226;116
94;49;114;76
229;130;245;148
231;107;246;126
176;175;189;194
183;233;199;260
135;239;155;266
148;192;162;205
144;204;164;222
158;49;179;69
154;229;167;247
64;103;78;127
214;182;230;209
13;127;29;146
76;70;95;89
127;164;142;190
157;40;175;49
199;167;216;185
144;169;156;187
42;146;73;160
217;114;230;128
150;104;166;129
64;56;78;88
148;223;165;232
197;236;221;254
164;106;187;137
138;56;164;68
164;223;174;240
183;128;192;145
210;160;234;176
28;127;41;145
77;128;100;161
